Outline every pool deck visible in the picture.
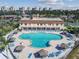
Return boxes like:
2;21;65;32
12;31;73;59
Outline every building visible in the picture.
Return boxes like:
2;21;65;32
0;15;17;19
8;6;15;11
19;17;64;31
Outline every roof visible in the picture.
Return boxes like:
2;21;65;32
32;17;62;21
20;20;64;24
21;17;30;20
21;17;63;21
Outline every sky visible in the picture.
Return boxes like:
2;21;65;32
0;0;79;10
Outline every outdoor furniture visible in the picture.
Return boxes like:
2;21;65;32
9;43;15;47
56;45;63;50
8;37;15;42
60;32;67;35
67;42;72;46
28;53;32;58
66;33;72;37
13;31;17;34
34;52;40;58
48;52;54;57
67;42;74;48
67;38;72;41
55;50;62;56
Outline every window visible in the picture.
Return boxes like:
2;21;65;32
25;23;27;25
56;24;58;26
40;24;42;25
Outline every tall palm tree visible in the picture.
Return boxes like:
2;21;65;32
39;7;41;17
32;7;37;14
0;36;9;59
42;7;47;16
48;7;52;17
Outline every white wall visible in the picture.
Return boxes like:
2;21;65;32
20;23;64;30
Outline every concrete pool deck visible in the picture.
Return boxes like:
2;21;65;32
12;31;74;59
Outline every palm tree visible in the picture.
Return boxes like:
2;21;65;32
73;27;79;37
38;7;41;17
31;7;37;15
47;7;52;17
42;7;47;16
0;36;8;51
0;36;9;59
27;7;31;15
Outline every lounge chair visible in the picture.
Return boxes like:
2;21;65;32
68;42;72;45
67;42;74;48
48;52;54;57
55;50;62;56
67;38;71;41
28;53;32;58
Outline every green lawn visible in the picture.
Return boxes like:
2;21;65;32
67;47;79;59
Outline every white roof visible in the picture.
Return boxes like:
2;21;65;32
21;17;30;20
21;17;63;21
32;17;62;21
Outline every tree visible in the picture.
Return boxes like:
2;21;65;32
0;36;9;49
38;7;41;17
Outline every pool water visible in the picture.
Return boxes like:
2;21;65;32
19;32;62;48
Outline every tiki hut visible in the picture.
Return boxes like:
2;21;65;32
34;49;48;58
56;43;67;50
14;45;24;52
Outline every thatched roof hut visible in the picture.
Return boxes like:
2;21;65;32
34;49;48;58
14;45;24;52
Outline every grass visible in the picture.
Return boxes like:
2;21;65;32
67;47;79;59
0;19;19;49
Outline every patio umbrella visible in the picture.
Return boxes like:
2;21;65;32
34;49;48;59
14;45;24;52
60;43;67;49
56;43;67;50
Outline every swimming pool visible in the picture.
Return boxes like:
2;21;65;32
19;32;62;48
